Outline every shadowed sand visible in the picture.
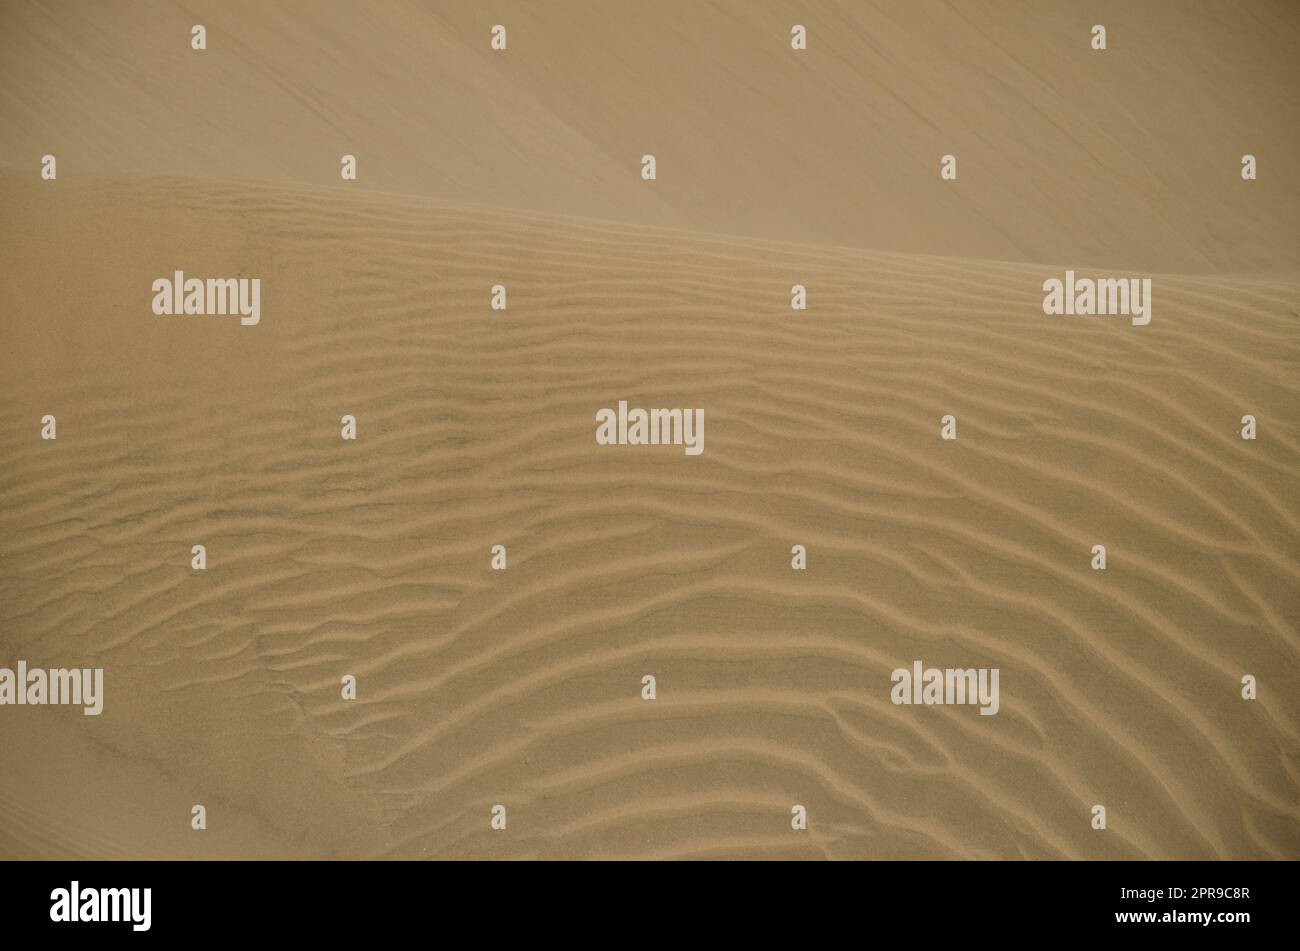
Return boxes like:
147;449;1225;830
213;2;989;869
0;174;1296;859
0;0;1298;859
2;0;1298;272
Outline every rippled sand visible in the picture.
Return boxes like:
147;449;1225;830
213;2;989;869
1;0;1297;859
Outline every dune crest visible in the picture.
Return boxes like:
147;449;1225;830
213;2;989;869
2;0;1297;270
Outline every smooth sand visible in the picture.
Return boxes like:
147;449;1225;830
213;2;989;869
0;1;1297;859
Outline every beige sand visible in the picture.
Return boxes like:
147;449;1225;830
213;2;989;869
0;1;1297;859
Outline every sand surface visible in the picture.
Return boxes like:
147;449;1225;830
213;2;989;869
1;1;1297;859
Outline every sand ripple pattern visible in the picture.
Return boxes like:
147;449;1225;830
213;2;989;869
1;175;1297;859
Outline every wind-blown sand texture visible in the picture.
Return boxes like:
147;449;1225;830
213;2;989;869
1;0;1297;859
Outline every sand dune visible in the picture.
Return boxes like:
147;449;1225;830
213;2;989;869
1;169;1296;858
1;0;1298;860
2;0;1297;271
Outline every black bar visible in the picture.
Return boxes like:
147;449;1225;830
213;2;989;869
2;859;1286;939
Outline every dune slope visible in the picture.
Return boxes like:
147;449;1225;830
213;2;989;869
1;173;1296;858
1;0;1297;271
